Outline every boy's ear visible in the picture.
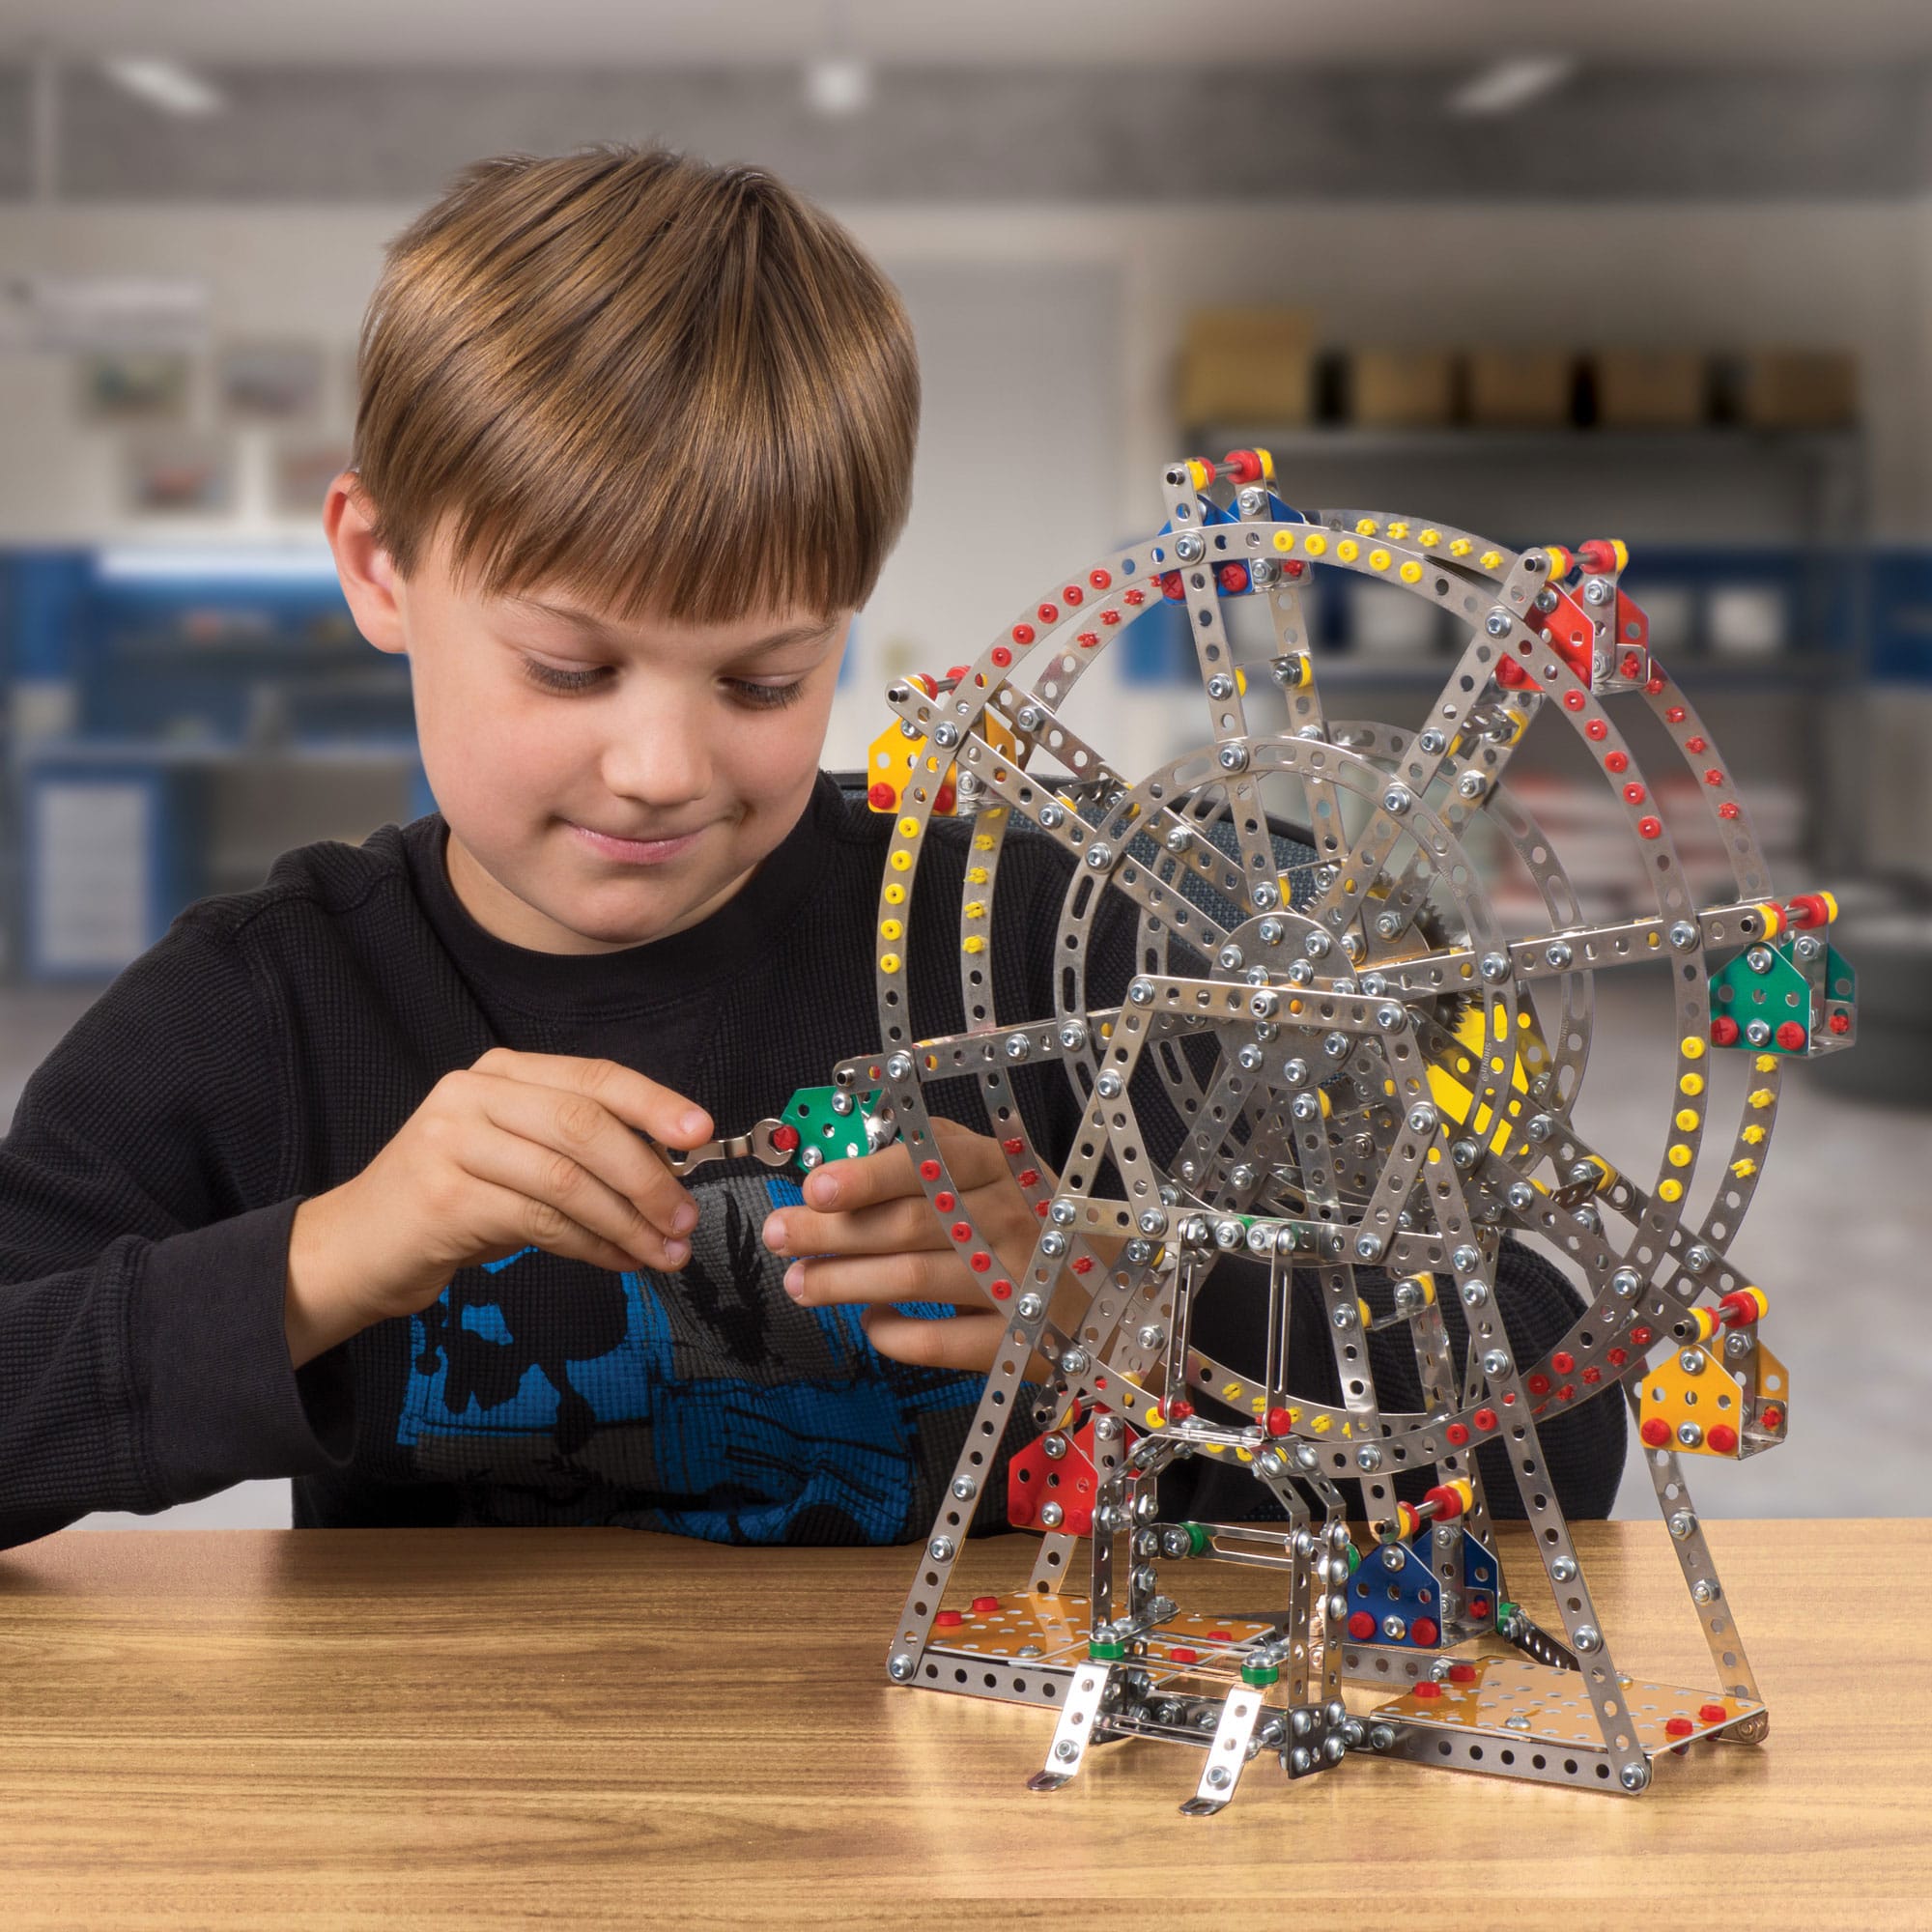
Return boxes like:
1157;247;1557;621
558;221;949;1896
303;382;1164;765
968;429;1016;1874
323;469;407;655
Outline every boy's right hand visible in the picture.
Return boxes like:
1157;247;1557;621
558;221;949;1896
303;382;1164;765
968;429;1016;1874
285;1049;711;1365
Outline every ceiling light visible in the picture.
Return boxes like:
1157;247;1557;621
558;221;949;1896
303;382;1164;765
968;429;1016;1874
99;57;227;119
804;55;872;118
1445;56;1577;119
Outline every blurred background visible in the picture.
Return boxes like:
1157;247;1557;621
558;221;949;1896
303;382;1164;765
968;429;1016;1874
0;1;1926;1529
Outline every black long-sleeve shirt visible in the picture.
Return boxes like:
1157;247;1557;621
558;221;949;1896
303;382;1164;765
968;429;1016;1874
0;772;1621;1549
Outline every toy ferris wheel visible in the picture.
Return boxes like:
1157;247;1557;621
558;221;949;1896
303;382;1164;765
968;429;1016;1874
804;446;1861;1811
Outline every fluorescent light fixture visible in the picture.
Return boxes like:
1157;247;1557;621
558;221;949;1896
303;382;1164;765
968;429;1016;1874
97;547;339;584
804;55;873;118
1446;56;1577;119
99;56;227;119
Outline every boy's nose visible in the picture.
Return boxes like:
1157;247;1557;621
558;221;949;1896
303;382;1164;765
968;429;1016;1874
599;696;711;807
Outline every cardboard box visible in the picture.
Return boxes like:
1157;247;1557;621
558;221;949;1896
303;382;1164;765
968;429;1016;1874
1466;349;1576;428
1348;348;1457;428
1178;308;1316;428
1593;349;1708;428
1738;350;1859;428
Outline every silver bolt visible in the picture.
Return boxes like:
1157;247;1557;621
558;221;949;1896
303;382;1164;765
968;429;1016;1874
1014;704;1043;732
1457;771;1487;800
1137;1208;1168;1236
1250;988;1280;1020
1691;1577;1720;1605
1054;1738;1079;1762
1684;1244;1714;1274
1573;1625;1601;1652
1462;1278;1491;1308
1678;1349;1705;1376
1041;1432;1068;1462
1258;918;1285;945
1094;1070;1123;1098
1677;1421;1703;1448
1015;1293;1044;1321
889;1653;917;1681
1668;1510;1697;1540
1747;946;1776;975
1006;1033;1032;1061
1356;1443;1382;1471
1669;921;1698;951
1163;821;1191;853
952;1474;978;1500
1304;930;1332;958
1610;1267;1641;1299
1039;1230;1067;1257
1207;673;1235;700
1376;1003;1405;1032
1479;952;1511;983
1485;608;1513;638
1217;943;1245;971
1745;1019;1771;1046
1551;1555;1578;1582
1174;532;1205;562
1382;786;1411;816
1039;1500;1065;1529
1322;1032;1351;1060
929;1537;955;1562
931;722;959;749
1583;577;1613;607
1524;1113;1554;1143
1406;1104;1438;1134
1136;1323;1165;1350
1377;910;1403;938
1218;743;1249;772
1450;1140;1478;1171
1452;1244;1482;1272
1252;880;1280;911
1419;728;1448;754
885;1053;914;1082
1085;843;1113;870
1482;1349;1510;1376
1059;1348;1090;1377
1049;1200;1076;1226
1037;803;1065;830
1058;1018;1089;1051
1546;941;1574;969
1126;978;1155;1007
1620;1762;1650;1792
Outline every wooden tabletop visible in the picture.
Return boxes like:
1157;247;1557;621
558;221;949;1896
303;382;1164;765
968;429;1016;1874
0;1519;1924;1929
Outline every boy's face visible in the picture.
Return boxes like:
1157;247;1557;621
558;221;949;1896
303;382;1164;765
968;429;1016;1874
327;480;849;952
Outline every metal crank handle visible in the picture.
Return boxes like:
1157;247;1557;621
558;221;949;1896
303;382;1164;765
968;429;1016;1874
653;1119;801;1178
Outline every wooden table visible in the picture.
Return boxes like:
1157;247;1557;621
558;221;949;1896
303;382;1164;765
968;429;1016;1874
0;1520;1925;1928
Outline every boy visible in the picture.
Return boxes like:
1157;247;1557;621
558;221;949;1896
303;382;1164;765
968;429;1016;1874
0;144;1622;1550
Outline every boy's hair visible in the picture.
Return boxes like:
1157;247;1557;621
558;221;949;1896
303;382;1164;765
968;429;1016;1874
352;143;919;625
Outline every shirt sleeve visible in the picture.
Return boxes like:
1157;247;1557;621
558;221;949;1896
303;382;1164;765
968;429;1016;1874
0;912;355;1549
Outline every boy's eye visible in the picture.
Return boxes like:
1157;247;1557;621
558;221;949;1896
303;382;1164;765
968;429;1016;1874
725;678;807;710
521;657;609;694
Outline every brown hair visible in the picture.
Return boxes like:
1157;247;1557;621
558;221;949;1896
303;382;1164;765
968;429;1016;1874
351;143;919;625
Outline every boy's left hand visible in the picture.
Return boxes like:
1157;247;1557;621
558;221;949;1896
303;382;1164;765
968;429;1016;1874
760;1117;1052;1373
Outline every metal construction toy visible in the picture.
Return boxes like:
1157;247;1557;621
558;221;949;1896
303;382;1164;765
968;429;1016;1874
672;450;1855;1808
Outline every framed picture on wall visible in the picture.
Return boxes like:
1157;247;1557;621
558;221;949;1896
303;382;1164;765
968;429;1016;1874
77;351;190;424
272;440;353;520
216;340;324;421
124;434;237;515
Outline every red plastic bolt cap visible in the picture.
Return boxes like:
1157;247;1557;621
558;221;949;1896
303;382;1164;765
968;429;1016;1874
1445;1423;1470;1447
1473;1407;1497;1432
990;1279;1012;1300
1412;1681;1442;1700
933;1192;956;1212
1265;1406;1293;1437
1638;815;1663;840
1664;1716;1694;1738
867;782;897;810
1640;1418;1673;1447
1009;622;1036;646
1163;1398;1195;1423
1707;1423;1740;1454
1551;1351;1576;1374
972;1596;1000;1614
1699;1702;1728;1723
1167;1647;1198;1665
935;1609;964;1629
1448;1661;1478;1683
1410;1618;1439;1647
771;1123;801;1152
1711;1017;1741;1046
1348;1612;1377;1640
1528;1374;1551;1396
1090;568;1112;589
1776;1021;1807;1051
1762;1405;1783;1430
920;1159;942;1181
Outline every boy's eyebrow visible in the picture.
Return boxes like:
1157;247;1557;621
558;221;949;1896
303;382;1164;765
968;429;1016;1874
504;596;833;654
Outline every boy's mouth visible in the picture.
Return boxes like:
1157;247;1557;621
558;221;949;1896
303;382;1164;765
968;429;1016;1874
566;820;708;865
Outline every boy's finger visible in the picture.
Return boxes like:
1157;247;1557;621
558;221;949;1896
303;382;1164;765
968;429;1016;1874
471;1046;713;1150
762;1193;948;1260
781;1248;983;1308
859;1304;1009;1373
801;1119;1026;1212
473;1072;697;1239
